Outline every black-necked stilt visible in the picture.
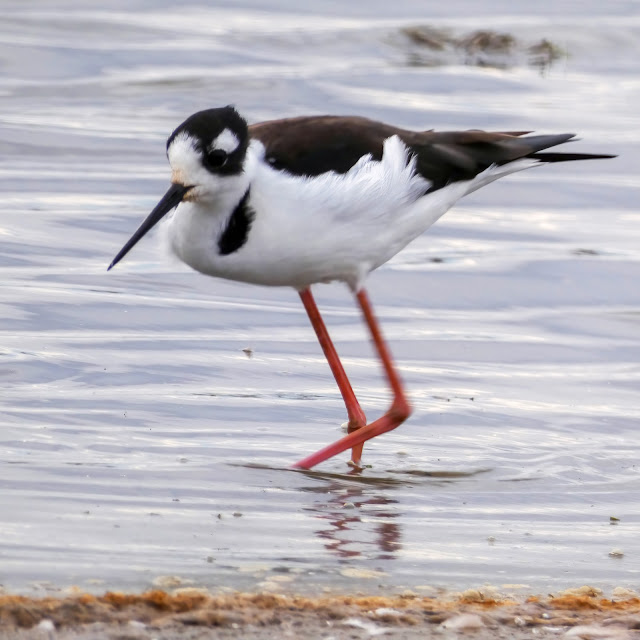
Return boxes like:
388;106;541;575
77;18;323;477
108;106;614;470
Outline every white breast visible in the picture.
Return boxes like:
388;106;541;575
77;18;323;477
163;136;538;291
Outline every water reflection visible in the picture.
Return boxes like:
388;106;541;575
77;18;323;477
1;0;638;594
243;463;489;568
296;466;490;562
304;479;402;561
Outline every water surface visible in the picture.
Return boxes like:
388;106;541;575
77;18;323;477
0;0;639;595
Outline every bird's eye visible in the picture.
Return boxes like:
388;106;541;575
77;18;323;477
204;149;228;170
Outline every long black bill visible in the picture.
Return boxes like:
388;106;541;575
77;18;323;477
108;183;192;271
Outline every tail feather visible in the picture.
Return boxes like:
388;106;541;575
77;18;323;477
515;132;576;152
416;131;615;192
530;151;617;163
517;133;616;162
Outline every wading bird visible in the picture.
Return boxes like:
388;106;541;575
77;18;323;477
109;107;612;469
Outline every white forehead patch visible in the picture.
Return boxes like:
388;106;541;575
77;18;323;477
167;132;204;184
210;128;240;154
168;132;200;166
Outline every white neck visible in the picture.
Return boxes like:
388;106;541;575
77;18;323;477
161;141;260;274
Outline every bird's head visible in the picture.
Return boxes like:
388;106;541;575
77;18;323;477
167;106;249;202
108;106;249;270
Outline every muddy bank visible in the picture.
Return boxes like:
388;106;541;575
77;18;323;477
2;586;640;639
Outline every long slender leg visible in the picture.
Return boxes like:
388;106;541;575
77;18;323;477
298;288;367;463
293;287;412;470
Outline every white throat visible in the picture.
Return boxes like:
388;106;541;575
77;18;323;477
161;139;259;273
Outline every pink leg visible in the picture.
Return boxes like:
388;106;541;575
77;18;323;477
293;288;412;470
298;288;367;464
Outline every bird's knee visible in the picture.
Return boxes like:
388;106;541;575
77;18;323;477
389;397;412;423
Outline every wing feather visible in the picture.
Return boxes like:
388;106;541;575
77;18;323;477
249;116;613;192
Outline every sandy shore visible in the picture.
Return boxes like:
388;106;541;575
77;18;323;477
2;586;640;639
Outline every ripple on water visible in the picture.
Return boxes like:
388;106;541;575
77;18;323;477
0;0;638;595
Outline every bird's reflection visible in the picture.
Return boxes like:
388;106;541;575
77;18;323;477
238;462;485;564
302;478;402;561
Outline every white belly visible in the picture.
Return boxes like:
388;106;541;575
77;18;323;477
164;137;537;291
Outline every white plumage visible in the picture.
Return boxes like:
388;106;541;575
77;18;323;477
108;107;612;470
165;134;538;291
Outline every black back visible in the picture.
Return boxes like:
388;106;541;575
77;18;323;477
250;115;614;192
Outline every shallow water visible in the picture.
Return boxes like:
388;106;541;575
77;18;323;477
0;1;639;596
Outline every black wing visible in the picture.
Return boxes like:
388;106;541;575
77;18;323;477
249;115;399;176
249;115;614;192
